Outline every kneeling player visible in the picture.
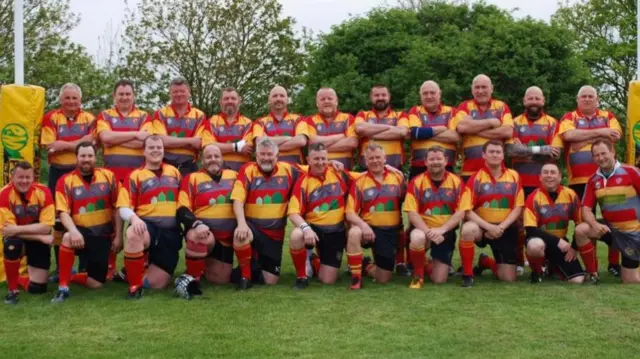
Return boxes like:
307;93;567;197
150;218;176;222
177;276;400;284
52;142;123;302
177;145;235;285
1;162;55;304
458;141;524;287
574;140;640;284
523;163;585;284
345;143;405;290
403;147;465;287
118;136;182;299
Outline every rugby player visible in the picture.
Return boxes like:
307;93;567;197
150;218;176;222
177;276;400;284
117;136;182;299
403;147;465;288
52;142;122;302
345;143;406;290
559;86;623;275
523;163;585;284
1;162;54;304
574;140;640;284
458;140;524;287
177;145;235;285
209;87;264;171
152;77;212;176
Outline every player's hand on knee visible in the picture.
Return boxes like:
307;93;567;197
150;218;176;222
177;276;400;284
564;247;576;262
111;235;123;253
69;230;85;249
40;234;54;246
595;223;610;236
557;239;571;253
235;224;251;242
194;224;210;241
131;217;147;236
2;223;18;237
303;229;318;248
362;224;375;242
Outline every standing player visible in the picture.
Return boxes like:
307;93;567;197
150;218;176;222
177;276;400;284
458;141;524;287
403;147;465;288
402;80;460;179
287;143;358;288
354;85;408;170
523;163;585;284
40;83;96;280
1;162;54;304
257;86;309;165
117;136;182;299
177;145;236;285
574;140;640;283
306;88;359;170
559;86;623;276
209;87;264;171
345;143;406;290
51;142;123;302
456;74;513;181
152;77;212;176
508;86;563;274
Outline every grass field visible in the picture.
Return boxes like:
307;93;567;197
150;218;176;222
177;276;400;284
1;233;639;359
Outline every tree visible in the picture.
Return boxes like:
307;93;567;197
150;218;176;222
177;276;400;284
118;0;306;118
0;0;115;112
297;2;591;119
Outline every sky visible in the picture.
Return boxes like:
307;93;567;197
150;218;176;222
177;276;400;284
69;0;570;58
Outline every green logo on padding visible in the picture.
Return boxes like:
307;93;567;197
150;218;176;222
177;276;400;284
633;122;640;144
1;124;28;159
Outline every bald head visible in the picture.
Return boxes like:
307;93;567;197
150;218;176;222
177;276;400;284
523;86;545;119
472;74;493;105
268;85;288;112
420;80;441;111
525;86;543;98
577;85;599;115
316;88;338;117
472;74;492;87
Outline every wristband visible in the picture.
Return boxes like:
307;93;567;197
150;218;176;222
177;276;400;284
235;140;247;152
192;220;205;229
300;223;311;232
531;146;541;154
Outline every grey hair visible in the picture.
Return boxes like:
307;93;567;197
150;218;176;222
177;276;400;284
170;77;189;88
365;141;384;153
256;137;279;155
59;83;82;99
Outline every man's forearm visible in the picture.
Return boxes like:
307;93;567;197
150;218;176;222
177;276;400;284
432;129;460;143
60;212;79;233
440;210;465;233
355;123;390;137
465;210;494;231
160;135;194;148
500;207;523;229
99;131;138;145
309;134;344;146
233;200;248;226
279;135;307;151
15;223;51;235
288;214;306;228
479;126;512;140
582;207;599;227
346;212;368;229
371;127;408;140
326;137;358;151
119;140;144;149
408;212;431;233
456;118;496;134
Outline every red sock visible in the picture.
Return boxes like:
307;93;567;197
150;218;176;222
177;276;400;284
424;258;433;277
290;248;307;279
347;252;363;280
3;259;21;292
578;241;598;273
17;275;30;291
528;254;544;275
58;245;75;288
124;251;145;290
107;251;117;278
608;248;620;266
479;255;498;276
409;246;426;278
71;272;88;286
311;255;320;274
234;244;252;280
396;231;407;264
185;257;205;280
516;231;526;267
459;241;475;276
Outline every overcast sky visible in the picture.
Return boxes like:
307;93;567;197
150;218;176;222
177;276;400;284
69;0;571;58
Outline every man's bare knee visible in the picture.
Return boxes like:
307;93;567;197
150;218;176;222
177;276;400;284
409;229;426;247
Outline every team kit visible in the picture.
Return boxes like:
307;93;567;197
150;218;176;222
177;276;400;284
2;74;640;305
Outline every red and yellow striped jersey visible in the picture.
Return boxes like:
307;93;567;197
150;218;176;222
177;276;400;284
583;162;640;233
55;168;120;238
456;99;514;177
0;183;55;228
400;105;457;168
257;112;309;165
178;169;238;246
460;165;524;224
355;109;406;170
512;113;563;188
306;112;357;170
523;186;580;239
40;109;96;170
558;109;622;185
402;171;464;228
231;162;304;240
152;104;213;167
346;169;405;229
95;107;154;182
209;113;264;172
288;168;359;232
117;163;181;229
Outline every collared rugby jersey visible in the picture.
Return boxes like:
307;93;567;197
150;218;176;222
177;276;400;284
257;112;309;165
460;164;524;224
523;186;581;239
55;168;119;238
345;169;405;229
456;99;513;177
209;113;264;172
117;163;181;229
178;169;237;246
401;105;457;168
95;107;154;182
558;109;622;185
306;112;357;170
41;109;96;170
355;108;406;169
402;171;464;228
0;183;55;228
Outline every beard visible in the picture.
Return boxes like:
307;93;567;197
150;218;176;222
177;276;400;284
525;106;543;119
373;101;389;112
259;162;274;173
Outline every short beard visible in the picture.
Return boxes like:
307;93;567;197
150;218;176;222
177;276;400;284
259;163;274;173
525;106;542;119
373;101;389;112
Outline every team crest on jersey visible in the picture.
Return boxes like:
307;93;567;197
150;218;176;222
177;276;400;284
542;126;548;132
167;118;173;125
132;118;139;124
266;121;273;129
317;124;323;131
75;188;82;196
505;183;512;189
595;181;601;189
484;184;490;191
368;118;375;124
59;127;64;133
578;119;586;126
99;184;106;191
519;127;526;133
616;178;622;184
277;177;284;184
112;118;118;124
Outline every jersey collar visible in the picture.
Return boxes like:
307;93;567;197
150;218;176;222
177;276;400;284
170;103;192;118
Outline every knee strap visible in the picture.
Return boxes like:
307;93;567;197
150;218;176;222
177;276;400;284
3;238;23;261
